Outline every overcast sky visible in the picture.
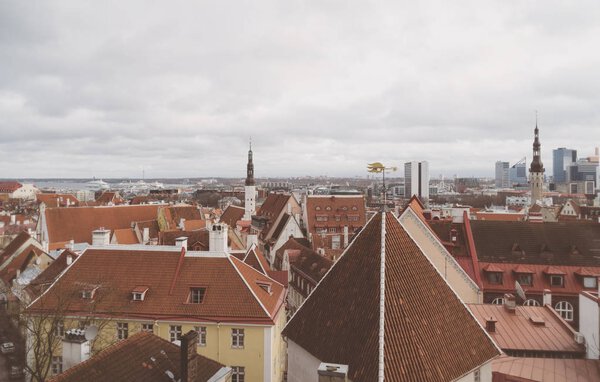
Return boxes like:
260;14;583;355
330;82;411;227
1;1;599;179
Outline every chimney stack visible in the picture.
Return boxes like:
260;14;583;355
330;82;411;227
543;289;552;306
66;253;73;265
485;317;497;333
92;229;111;246
179;218;186;230
450;228;458;243
62;329;91;371
175;237;188;249
503;294;516;313
180;330;199;382
318;363;349;382
246;233;258;250
10;215;16;225
143;227;150;244
209;223;228;252
343;226;349;248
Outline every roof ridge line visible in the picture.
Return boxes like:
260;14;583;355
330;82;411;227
378;212;386;382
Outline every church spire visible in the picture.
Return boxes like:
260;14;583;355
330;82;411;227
529;116;544;174
245;138;255;186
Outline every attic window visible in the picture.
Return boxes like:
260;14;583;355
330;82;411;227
315;206;321;211
81;287;98;299
352;206;358;211
550;275;564;287
325;206;332;211
189;287;206;304
583;277;597;289
132;287;149;301
257;281;272;294
516;274;533;286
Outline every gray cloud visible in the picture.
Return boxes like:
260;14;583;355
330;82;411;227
0;0;599;179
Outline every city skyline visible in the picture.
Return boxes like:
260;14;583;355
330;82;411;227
1;1;599;178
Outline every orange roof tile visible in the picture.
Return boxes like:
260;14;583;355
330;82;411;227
219;205;245;227
283;212;499;381
112;229;140;245
183;219;206;231
492;356;600;382
37;193;79;207
243;247;270;274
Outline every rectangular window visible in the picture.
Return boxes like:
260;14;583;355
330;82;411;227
487;273;503;285
141;323;154;333
231;328;245;348
117;322;128;340
474;368;481;382
328;227;337;233
517;274;532;286
169;325;182;342
232;366;245;382
51;356;63;375
550;275;564;287
316;216;328;222
583;277;597;289
194;326;207;346
189;287;206;304
331;235;341;250
54;321;64;338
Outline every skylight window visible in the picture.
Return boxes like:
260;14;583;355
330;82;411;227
189;287;207;304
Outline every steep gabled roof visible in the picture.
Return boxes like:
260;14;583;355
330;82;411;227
36;193;79;207
112;229;139;245
27;249;78;299
0;231;31;265
0;244;45;285
44;205;162;245
283;212;499;382
243;247;270;275
48;332;225;382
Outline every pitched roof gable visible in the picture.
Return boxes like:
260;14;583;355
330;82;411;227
219;205;245;227
243;247;270;275
283;212;499;381
0;231;31;265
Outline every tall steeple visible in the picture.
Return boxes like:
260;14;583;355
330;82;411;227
243;139;256;221
245;139;255;186
529;117;545;206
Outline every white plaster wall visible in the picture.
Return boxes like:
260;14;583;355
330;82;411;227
454;361;493;382
287;340;321;382
579;294;600;359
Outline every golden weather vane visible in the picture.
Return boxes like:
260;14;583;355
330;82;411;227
367;162;397;205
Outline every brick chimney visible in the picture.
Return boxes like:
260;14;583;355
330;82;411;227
503;293;516;313
180;330;199;382
209;223;228;252
485;317;497;333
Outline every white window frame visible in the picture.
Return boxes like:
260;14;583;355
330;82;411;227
194;326;207;346
170;325;182;342
232;366;245;382
189;287;206;304
491;298;505;305
550;275;564;287
583;277;597;289
141;323;154;333
231;328;245;348
523;299;540;306
554;301;574;321
51;356;63;375
117;322;128;340
54;320;64;338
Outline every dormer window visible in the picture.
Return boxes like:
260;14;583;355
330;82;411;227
517;274;532;286
487;273;503;285
132;286;149;301
257;281;272;294
189;287;207;304
81;286;98;299
583;277;598;289
550;275;564;287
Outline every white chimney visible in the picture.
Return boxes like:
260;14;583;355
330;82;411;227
66;239;75;251
175;237;188;249
10;215;16;225
318;363;349;382
343;226;349;248
92;229;111;246
543;289;552;306
62;329;91;371
179;218;186;230
209;223;228;253
143;227;150;244
66;253;73;265
246;234;258;250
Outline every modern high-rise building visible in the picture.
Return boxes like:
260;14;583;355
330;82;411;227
404;161;429;202
552;148;577;183
495;161;509;188
509;158;528;186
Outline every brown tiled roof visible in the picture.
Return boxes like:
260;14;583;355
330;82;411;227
28;247;285;323
44;205;162;245
468;304;584;355
492;356;600;382
283;212;499;381
0;181;23;193
27;249;78;299
0;244;44;284
160;205;203;230
112;229;139;245
135;220;160;240
243;247;270;274
257;193;290;220
274;237;318;269
219;205;245;227
470;220;600;266
183;219;206;231
0;231;31;265
290;246;332;285
48;332;225;382
159;230;209;250
95;191;125;205
36;193;79;207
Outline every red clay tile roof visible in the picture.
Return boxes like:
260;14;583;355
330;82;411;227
492;355;600;382
479;262;600;296
474;212;526;221
44;205;162;245
27;249;78;299
0;231;31;265
48;332;225;382
219;205;245;227
183;219;206;231
112;229;140;245
243;247;271;274
304;195;366;242
95;191;125;205
0;244;44;284
289;247;332;285
135;220;160;239
29;247;285;323
36;193;79;207
468;304;584;355
283;212;499;381
160;205;203;230
0;181;23;193
257;194;291;221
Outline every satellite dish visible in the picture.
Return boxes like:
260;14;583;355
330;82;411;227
84;325;98;341
515;281;527;301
